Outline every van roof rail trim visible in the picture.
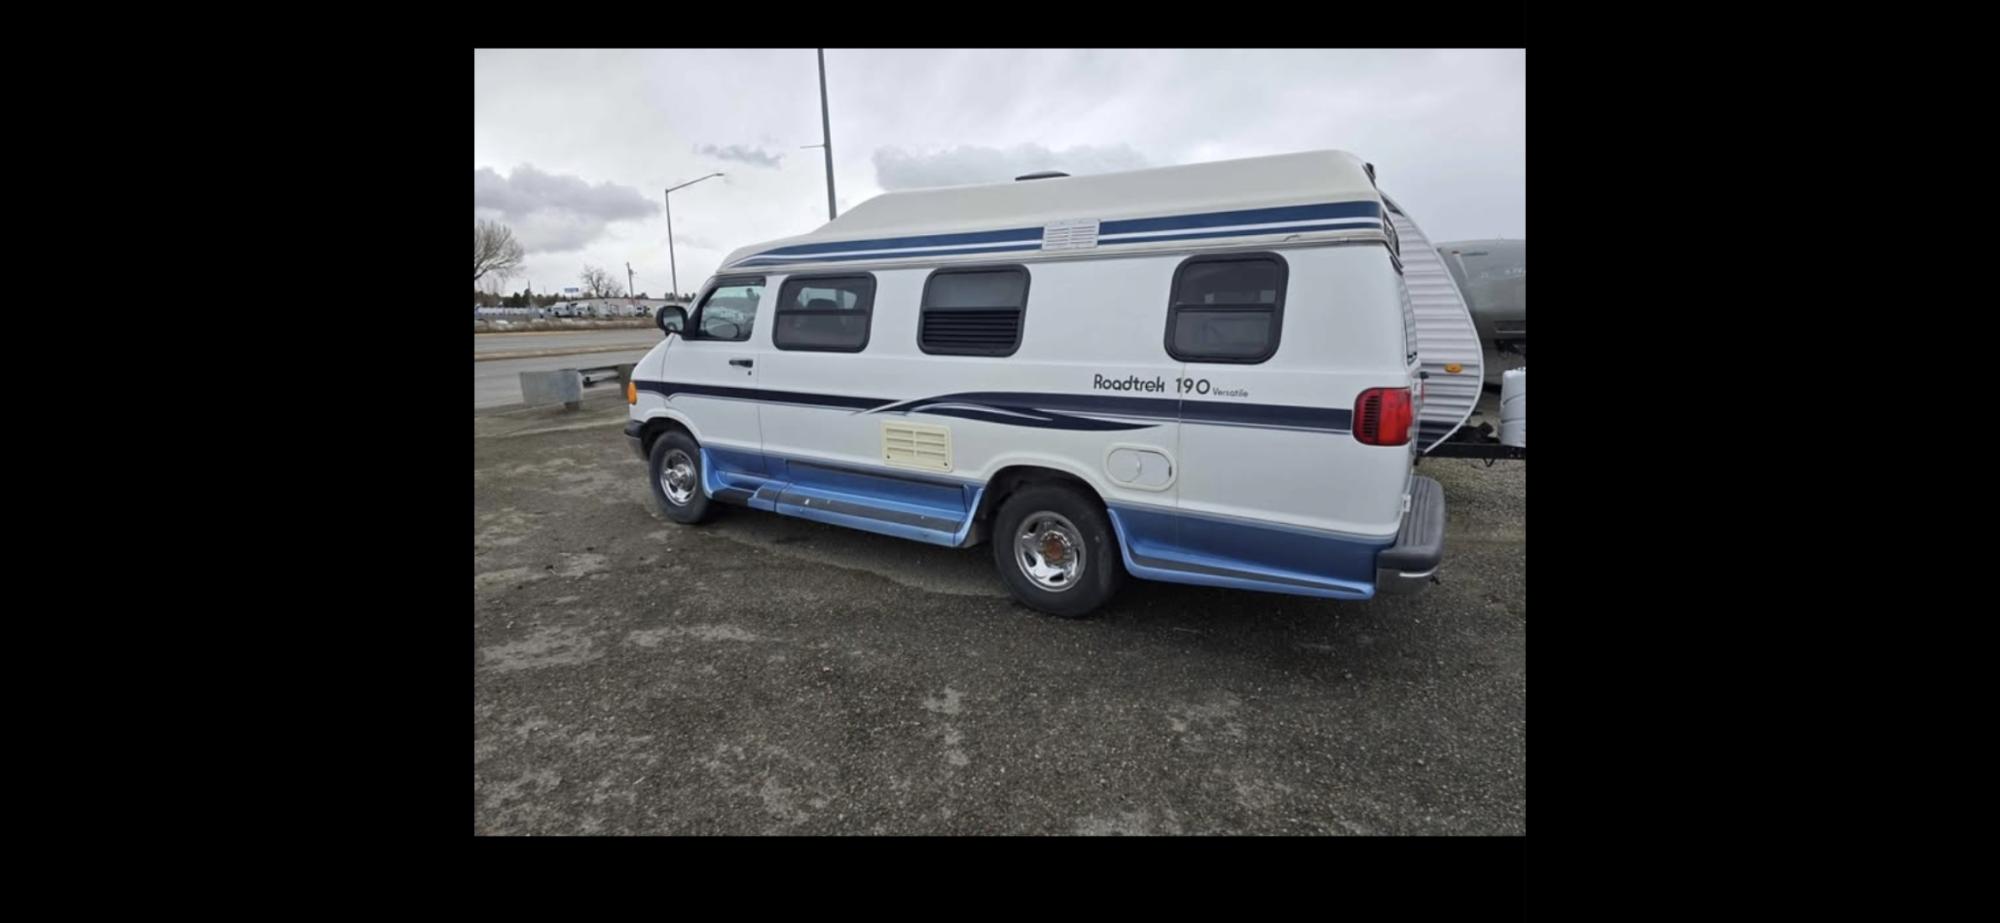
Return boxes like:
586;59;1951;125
733;200;1382;265
728;229;1389;273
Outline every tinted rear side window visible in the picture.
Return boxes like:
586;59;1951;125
920;266;1030;356
774;274;874;352
1165;254;1287;363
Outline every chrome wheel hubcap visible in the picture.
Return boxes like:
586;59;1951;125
660;449;696;505
1015;512;1085;592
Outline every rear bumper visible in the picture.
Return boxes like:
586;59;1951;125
1375;475;1445;594
624;419;647;460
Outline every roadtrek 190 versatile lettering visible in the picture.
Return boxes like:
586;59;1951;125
624;150;1447;617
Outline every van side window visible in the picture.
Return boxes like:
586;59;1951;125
689;277;765;342
920;266;1030;357
774;274;875;352
1165;253;1287;363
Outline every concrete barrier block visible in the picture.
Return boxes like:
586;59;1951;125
520;369;583;410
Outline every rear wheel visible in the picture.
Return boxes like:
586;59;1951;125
991;484;1124;618
648;430;714;524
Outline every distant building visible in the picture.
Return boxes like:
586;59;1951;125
477;296;690;320
545;297;687;318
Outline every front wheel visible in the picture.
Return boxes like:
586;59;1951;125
991;484;1125;618
648;430;714;524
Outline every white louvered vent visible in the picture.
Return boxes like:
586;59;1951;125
882;421;952;472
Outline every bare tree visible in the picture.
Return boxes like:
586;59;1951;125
580;265;622;298
474;219;525;284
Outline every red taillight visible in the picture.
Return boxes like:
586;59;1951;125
1354;387;1413;446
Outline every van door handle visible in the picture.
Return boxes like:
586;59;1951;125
729;358;754;368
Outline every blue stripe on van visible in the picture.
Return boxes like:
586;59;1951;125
637;381;1352;434
726;219;1385;268
1098;200;1381;235
732;243;1042;267
635;380;884;410
874;391;1352;434
757;227;1045;257
725;199;1385;268
1096;219;1383;247
912;405;1153;431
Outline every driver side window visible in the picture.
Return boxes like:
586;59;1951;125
689;278;765;342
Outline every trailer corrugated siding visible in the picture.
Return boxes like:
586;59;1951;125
1385;200;1484;452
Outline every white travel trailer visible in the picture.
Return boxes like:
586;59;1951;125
1437;238;1526;385
624;150;1450;617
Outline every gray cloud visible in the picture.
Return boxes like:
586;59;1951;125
475;49;1521;292
473;164;657;253
697;144;785;168
872;143;1152;190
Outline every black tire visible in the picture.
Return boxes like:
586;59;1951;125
991;483;1125;618
647;430;714;524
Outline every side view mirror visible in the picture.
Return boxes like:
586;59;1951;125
657;305;687;336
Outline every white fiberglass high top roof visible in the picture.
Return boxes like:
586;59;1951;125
720;149;1386;272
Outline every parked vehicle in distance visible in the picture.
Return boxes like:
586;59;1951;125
1436;239;1525;382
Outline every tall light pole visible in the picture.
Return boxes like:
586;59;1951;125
626;262;635;300
664;172;724;301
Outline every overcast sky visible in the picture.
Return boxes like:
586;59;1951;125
474;49;1524;299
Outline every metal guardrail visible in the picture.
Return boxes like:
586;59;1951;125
578;365;629;388
520;364;638;411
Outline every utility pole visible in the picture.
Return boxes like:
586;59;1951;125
626;262;635;299
818;48;836;220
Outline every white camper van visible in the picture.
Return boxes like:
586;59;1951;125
623;150;1448;617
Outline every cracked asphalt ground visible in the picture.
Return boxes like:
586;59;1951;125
475;392;1525;835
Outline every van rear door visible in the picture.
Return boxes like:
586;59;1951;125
1167;248;1409;595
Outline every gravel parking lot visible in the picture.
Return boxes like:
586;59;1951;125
474;394;1525;835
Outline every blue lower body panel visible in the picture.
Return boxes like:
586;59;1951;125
696;447;1385;599
1106;505;1386;600
700;447;982;547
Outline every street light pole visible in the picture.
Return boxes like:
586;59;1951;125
664;172;724;301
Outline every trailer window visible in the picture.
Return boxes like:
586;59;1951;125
920;266;1030;356
1166;253;1287;363
774;274;875;352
